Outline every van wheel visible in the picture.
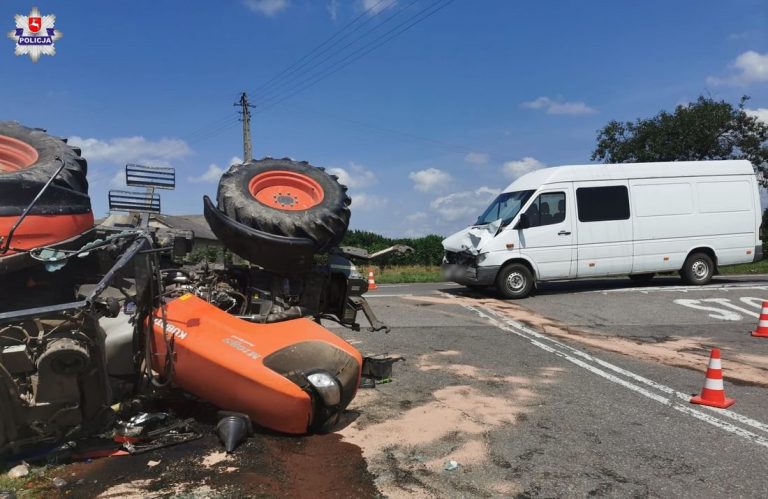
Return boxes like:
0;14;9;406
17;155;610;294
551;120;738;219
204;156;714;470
629;273;654;284
496;263;533;299
681;253;714;285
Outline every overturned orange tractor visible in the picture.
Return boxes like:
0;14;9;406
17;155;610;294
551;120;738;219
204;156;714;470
1;122;401;455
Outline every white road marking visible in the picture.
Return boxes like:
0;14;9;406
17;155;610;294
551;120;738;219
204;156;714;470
740;297;767;310
673;296;768;321
673;299;742;321
455;299;768;449
593;284;768;295
701;298;760;318
366;294;415;298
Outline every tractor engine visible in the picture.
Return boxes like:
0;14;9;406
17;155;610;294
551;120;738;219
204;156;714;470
0;314;112;455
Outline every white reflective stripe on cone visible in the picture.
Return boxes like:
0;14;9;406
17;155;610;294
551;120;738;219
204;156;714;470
704;377;725;390
708;359;722;370
759;320;768;327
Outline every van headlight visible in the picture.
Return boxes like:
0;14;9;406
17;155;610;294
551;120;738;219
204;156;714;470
306;371;341;406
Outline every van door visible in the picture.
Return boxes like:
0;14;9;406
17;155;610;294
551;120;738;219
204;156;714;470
575;181;633;277
517;185;576;280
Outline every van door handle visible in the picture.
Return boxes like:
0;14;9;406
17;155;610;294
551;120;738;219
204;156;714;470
558;230;571;236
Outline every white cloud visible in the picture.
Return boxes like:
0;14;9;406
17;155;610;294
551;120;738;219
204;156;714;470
189;157;242;184
327;162;377;189
362;0;397;15
328;0;339;20
521;96;597;115
707;50;768;86
430;186;500;222
110;170;127;189
746;108;768;124
349;192;387;211
464;152;489;165
68;136;191;165
409;168;452;192
406;211;427;222
243;0;290;16
502;157;546;179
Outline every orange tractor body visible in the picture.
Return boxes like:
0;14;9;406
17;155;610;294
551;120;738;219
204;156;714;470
152;294;362;434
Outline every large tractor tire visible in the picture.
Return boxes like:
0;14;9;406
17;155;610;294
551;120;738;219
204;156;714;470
216;158;351;252
0;121;89;201
0;121;92;259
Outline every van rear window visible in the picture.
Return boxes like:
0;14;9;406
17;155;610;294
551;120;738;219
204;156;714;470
576;185;630;222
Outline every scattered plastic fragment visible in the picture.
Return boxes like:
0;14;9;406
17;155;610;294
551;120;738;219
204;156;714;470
147;460;161;468
444;460;459;471
52;477;67;489
6;463;29;479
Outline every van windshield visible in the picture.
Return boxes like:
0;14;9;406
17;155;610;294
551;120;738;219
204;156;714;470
476;190;535;226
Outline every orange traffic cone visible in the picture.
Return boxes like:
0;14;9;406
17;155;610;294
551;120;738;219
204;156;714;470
367;270;378;291
690;348;735;409
751;300;768;337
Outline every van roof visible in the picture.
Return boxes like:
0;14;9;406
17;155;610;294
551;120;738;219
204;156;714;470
504;160;755;192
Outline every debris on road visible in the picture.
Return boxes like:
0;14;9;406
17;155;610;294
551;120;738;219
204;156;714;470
6;464;28;479
444;459;460;471
51;477;67;489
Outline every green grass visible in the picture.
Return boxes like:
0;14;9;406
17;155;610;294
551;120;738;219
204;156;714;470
366;265;443;284
719;259;768;275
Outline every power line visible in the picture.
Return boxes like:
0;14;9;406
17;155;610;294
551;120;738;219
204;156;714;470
254;0;422;106
256;0;455;113
278;102;501;161
253;0;397;97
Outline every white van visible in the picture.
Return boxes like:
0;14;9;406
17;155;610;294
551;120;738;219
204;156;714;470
442;160;762;298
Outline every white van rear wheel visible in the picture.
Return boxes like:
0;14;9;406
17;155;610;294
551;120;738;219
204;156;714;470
496;263;533;299
681;253;714;285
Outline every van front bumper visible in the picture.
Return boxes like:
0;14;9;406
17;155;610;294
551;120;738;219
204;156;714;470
441;263;499;286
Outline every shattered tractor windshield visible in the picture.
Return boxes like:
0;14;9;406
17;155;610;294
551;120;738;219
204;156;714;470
476;190;534;226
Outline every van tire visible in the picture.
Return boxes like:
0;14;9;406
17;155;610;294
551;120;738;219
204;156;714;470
629;273;654;284
681;253;714;285
496;263;534;299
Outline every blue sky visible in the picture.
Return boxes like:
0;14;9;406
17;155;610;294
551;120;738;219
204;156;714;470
3;0;767;237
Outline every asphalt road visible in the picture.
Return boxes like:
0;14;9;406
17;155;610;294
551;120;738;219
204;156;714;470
338;276;768;497
33;275;768;497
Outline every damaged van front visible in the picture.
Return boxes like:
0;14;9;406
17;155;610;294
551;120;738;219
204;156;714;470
442;189;535;288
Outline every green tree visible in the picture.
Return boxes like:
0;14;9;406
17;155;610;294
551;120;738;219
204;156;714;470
592;96;768;184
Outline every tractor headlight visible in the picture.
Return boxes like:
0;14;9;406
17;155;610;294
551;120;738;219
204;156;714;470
306;371;341;407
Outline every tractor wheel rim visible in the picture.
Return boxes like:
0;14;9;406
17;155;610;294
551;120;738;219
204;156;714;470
0;135;38;173
506;272;525;291
248;170;324;211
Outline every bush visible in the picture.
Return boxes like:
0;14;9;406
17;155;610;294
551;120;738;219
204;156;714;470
341;230;445;267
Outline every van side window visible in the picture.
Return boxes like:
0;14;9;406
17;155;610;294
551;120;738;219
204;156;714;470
576;185;630;222
524;192;566;228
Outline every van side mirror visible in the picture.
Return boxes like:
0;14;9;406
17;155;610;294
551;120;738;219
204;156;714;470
515;213;530;230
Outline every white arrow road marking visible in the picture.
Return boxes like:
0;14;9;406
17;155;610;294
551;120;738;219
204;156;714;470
700;298;760;318
740;297;768;310
673;299;743;321
457;300;768;449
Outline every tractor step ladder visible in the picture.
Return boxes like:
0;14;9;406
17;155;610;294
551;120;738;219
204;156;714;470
108;164;176;226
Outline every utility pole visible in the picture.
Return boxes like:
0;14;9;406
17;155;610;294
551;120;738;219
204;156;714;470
235;92;255;162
